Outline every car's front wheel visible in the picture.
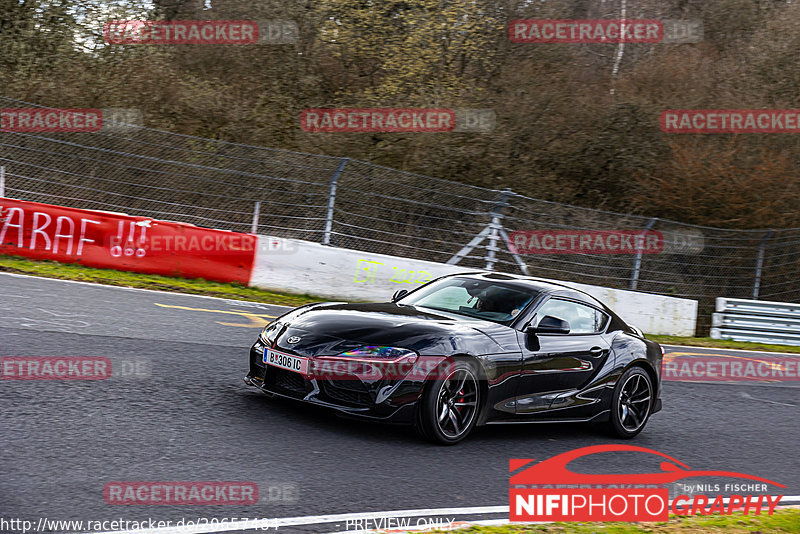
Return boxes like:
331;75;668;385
609;366;653;438
415;360;480;445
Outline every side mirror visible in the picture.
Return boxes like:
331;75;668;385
528;315;570;335
391;289;409;303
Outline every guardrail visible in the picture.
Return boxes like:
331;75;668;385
711;297;800;346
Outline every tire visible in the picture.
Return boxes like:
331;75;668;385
609;366;653;439
414;359;481;445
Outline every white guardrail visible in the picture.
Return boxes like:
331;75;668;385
249;236;699;336
711;297;800;346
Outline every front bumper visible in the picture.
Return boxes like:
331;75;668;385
245;341;422;423
652;397;662;414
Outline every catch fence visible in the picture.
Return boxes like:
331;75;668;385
2;96;798;333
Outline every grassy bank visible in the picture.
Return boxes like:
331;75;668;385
455;508;800;533
648;334;800;354
0;255;320;308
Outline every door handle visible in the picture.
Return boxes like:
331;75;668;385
589;347;605;357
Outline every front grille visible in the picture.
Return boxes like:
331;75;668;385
270;368;308;396
321;381;373;407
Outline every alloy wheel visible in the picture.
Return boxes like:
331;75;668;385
435;367;478;439
618;373;652;433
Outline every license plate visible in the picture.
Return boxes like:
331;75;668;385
263;349;309;375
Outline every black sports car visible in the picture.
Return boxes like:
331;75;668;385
245;272;663;444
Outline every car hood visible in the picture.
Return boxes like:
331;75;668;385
272;302;510;357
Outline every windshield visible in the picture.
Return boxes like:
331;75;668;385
400;277;540;325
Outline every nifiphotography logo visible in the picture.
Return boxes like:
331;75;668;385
510;444;785;522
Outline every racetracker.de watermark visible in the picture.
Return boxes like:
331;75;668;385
0;517;279;533
103;482;259;505
257;350;458;382
1;356;151;380
300;108;495;133
509;19;702;44
106;234;256;257
660;109;800;133
508;230;664;255
663;356;800;382
103;20;298;45
0;108;142;133
105;234;297;257
1;357;110;380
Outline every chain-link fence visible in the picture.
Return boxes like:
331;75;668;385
2;95;799;333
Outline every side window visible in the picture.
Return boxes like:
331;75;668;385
536;299;608;334
594;309;610;332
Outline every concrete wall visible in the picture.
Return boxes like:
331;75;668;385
250;236;698;336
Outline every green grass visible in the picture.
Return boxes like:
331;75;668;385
450;508;800;533
648;334;800;354
0;255;323;307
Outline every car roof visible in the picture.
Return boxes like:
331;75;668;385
446;271;607;308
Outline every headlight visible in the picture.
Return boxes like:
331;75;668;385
335;346;418;364
313;346;420;382
259;322;281;346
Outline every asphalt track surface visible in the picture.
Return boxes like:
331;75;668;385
1;273;798;533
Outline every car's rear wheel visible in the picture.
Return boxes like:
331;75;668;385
609;366;653;438
415;360;480;445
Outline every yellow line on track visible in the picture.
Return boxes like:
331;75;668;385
154;302;276;328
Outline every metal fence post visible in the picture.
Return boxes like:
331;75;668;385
322;158;349;245
484;188;511;271
629;217;658;290
251;201;261;234
0;166;5;197
753;230;774;299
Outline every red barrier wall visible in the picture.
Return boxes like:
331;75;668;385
0;198;255;284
